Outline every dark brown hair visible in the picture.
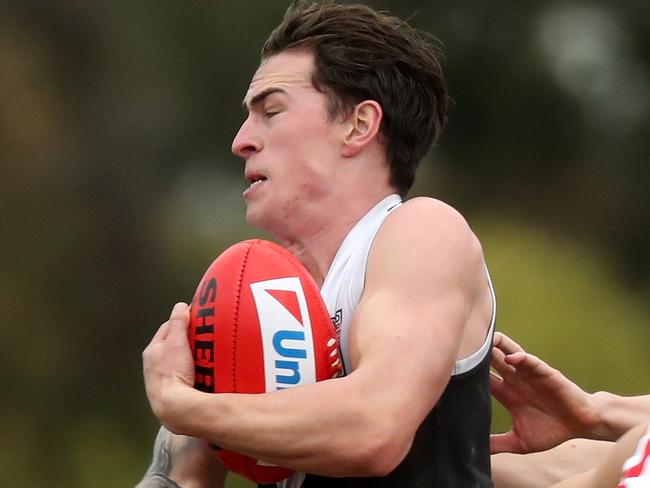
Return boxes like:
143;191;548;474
262;1;449;196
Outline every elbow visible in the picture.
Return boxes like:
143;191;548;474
346;425;412;477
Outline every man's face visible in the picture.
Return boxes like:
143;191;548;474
232;50;347;235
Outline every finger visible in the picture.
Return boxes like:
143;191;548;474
505;351;549;378
490;350;528;407
491;342;505;363
494;332;525;355
489;370;504;393
490;432;521;454
166;302;191;347
169;302;190;322
143;322;171;368
150;320;171;344
490;370;517;405
147;303;189;347
491;345;517;377
489;369;503;382
502;351;527;367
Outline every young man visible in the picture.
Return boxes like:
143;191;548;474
490;332;650;488
139;2;496;487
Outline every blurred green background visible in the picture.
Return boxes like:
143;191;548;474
1;1;648;486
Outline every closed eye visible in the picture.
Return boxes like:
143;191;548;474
264;106;282;119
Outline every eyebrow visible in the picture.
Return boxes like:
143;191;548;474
242;87;286;112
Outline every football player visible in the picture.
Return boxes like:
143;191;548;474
139;2;495;487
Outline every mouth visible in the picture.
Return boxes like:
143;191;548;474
243;171;268;198
245;169;267;186
247;176;267;187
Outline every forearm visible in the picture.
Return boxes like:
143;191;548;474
167;372;428;477
550;423;650;488
137;428;178;487
590;392;650;441
491;438;614;488
137;473;182;488
136;427;226;488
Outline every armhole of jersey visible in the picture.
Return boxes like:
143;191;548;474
326;194;402;373
452;267;496;376
357;200;403;293
347;200;402;371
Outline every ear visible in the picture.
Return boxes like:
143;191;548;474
341;100;383;157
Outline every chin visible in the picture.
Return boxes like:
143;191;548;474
248;213;291;242
245;207;261;228
245;206;272;233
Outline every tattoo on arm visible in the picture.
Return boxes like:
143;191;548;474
137;426;227;488
136;427;182;488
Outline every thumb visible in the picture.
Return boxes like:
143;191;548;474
490;432;521;454
167;302;190;347
169;301;189;326
167;302;195;386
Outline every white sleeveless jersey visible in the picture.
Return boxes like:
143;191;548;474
320;193;402;372
321;193;496;374
276;193;496;488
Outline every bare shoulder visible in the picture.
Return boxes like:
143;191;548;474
376;197;483;264
366;196;486;298
400;196;466;216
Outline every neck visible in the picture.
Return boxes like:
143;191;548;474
275;190;394;287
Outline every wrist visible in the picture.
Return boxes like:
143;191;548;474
156;381;200;435
590;390;619;441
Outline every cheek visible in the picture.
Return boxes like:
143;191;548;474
296;179;326;200
295;153;332;198
295;176;333;209
275;120;339;199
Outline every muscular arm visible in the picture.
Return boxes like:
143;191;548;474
143;198;492;477
136;427;227;488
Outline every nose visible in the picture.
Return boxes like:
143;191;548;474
231;117;262;159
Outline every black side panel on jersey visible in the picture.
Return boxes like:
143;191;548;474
285;345;494;488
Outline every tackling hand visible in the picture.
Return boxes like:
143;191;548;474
490;332;600;454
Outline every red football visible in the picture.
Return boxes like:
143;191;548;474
188;239;343;483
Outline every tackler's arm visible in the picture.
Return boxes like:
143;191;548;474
136;426;227;488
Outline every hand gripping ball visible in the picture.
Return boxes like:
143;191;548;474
188;239;343;483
